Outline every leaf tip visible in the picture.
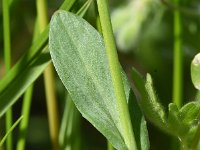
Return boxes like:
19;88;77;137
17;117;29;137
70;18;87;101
192;53;200;66
191;53;200;90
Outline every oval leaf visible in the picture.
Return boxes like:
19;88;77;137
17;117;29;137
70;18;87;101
49;11;149;150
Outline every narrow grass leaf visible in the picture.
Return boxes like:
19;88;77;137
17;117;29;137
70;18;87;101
0;116;23;146
121;70;149;150
0;0;77;117
0;0;78;93
128;90;149;150
0;50;51;117
59;94;81;150
76;0;92;17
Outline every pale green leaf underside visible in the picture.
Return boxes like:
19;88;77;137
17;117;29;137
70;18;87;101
49;11;126;150
49;11;149;150
191;53;200;90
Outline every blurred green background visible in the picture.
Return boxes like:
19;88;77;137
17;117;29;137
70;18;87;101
0;0;200;149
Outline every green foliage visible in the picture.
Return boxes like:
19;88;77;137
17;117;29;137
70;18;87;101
128;90;150;150
0;0;200;149
167;102;200;149
59;94;81;150
0;50;50;117
131;68;166;130
0;0;77;117
132;68;200;149
49;11;149;150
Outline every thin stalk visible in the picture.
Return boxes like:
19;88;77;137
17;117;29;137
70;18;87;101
96;0;137;149
16;85;33;150
43;64;60;150
16;16;40;150
5;110;12;150
0;116;23;147
76;0;92;17
172;0;182;149
59;95;81;150
3;0;11;72
36;0;59;150
3;0;13;149
172;0;183;108
95;10;113;150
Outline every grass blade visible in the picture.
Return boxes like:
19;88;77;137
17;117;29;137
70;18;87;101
0;116;23;146
0;49;51;117
0;0;77;118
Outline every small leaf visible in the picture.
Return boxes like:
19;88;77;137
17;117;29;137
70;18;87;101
167;103;188;137
191;53;200;90
131;68;167;131
178;102;200;147
179;102;200;126
145;74;166;125
167;102;200;149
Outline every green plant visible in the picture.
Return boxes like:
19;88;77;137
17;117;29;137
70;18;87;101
0;0;200;150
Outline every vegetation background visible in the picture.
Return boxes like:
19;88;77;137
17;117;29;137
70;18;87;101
0;0;200;149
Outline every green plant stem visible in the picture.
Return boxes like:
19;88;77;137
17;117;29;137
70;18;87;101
3;0;13;149
59;95;81;149
3;0;11;72
43;64;60;150
173;0;182;108
76;0;92;17
0;116;23;147
5;111;12;150
36;0;59;150
16;85;33;150
96;0;137;149
16;13;40;150
172;0;182;149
